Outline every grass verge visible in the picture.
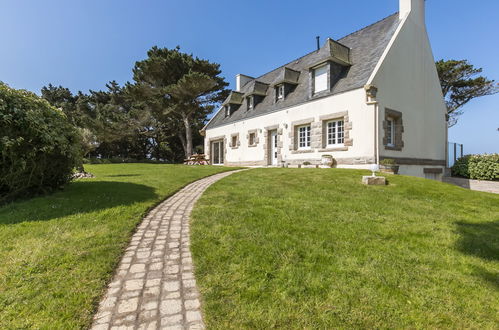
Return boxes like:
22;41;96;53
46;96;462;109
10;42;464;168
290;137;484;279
0;164;235;329
191;168;499;328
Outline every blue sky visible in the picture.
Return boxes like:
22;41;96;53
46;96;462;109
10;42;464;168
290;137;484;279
1;0;497;154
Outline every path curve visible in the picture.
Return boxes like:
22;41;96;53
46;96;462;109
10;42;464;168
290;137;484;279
91;170;243;330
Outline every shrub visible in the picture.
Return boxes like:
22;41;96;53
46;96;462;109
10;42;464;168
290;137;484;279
0;83;81;202
380;158;396;166
451;154;499;181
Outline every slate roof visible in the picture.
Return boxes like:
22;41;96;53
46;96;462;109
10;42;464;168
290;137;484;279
205;13;400;130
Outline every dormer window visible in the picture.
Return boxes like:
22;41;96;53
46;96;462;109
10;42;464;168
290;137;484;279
313;64;328;94
276;84;285;101
224;105;230;118
247;96;254;110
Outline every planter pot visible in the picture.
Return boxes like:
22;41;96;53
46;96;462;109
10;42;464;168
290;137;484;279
380;165;399;174
321;155;334;168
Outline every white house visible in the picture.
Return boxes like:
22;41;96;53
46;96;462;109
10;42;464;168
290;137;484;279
202;0;447;180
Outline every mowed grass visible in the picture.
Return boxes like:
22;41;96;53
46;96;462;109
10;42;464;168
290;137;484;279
191;168;499;329
0;164;235;329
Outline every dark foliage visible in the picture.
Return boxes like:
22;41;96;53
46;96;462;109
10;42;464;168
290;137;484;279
0;83;81;203
436;59;498;127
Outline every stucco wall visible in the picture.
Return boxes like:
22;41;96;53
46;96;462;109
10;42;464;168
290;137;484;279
370;7;447;178
205;88;375;166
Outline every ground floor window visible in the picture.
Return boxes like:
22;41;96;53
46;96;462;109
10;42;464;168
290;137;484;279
249;132;256;146
211;140;224;165
298;125;311;149
386;117;395;147
327;119;344;146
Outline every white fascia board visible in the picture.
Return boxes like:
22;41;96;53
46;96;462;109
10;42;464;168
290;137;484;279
366;12;409;86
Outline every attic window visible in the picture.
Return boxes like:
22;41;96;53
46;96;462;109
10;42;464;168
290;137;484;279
224;105;230;117
313;64;328;94
247;96;254;110
276;84;285;101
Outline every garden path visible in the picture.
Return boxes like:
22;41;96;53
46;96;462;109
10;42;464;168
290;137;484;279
91;170;243;330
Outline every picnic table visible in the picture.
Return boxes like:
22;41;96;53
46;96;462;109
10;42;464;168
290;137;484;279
184;154;210;165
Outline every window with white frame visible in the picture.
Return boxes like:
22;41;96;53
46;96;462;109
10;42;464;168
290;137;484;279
224;105;230;117
247;96;254;110
327;119;344;146
313;64;328;94
276;84;285;100
386;117;395;146
298;125;311;149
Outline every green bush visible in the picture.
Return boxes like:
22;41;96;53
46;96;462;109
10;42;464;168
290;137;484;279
380;158;396;166
0;83;81;202
451;154;499;181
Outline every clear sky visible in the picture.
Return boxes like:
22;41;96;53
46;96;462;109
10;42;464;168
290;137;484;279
1;0;497;154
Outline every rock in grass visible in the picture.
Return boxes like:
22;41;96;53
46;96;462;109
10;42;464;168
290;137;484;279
362;176;386;185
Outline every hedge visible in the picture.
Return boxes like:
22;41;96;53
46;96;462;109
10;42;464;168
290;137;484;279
451;154;499;181
0;83;81;203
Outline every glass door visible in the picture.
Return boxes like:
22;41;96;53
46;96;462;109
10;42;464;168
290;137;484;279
211;140;224;165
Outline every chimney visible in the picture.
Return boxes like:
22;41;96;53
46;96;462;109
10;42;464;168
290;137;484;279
316;36;320;51
399;0;425;26
235;74;254;92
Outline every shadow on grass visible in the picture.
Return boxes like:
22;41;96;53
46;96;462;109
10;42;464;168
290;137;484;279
0;181;157;225
105;174;142;177
455;220;499;287
455;221;499;261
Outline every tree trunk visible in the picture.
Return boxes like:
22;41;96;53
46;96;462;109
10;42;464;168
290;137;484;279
181;113;193;159
178;132;187;159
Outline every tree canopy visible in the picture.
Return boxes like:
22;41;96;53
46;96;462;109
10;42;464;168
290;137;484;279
436;59;498;127
130;46;228;158
41;46;228;163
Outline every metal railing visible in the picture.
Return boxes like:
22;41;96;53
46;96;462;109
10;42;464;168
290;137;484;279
448;142;464;167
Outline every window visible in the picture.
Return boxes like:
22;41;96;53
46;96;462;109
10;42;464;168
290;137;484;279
276;84;285;100
298;125;311;149
249;132;256;146
327;119;344;146
386;117;395;146
247;96;254;110
313;64;328;94
231;135;238;147
224;105;230;118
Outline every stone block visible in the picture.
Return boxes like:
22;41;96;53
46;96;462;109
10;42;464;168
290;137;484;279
362;176;386;185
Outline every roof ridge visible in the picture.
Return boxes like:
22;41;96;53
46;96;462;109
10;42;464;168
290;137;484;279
338;12;399;42
253;12;399;81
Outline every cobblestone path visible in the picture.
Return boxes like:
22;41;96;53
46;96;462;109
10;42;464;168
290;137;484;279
91;170;242;330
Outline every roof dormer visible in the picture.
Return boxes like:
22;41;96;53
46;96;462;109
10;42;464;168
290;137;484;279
244;80;269;110
222;91;244;117
271;67;300;102
310;38;352;68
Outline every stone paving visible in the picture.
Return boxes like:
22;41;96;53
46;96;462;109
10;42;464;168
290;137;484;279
443;176;499;194
91;170;242;330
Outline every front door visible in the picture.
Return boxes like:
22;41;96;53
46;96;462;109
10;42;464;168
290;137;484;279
211;140;224;165
270;131;278;166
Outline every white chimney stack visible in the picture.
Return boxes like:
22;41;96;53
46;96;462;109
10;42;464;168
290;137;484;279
400;0;425;27
235;74;254;92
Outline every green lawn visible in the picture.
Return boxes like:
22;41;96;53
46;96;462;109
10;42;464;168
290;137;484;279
0;164;234;329
191;168;499;329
